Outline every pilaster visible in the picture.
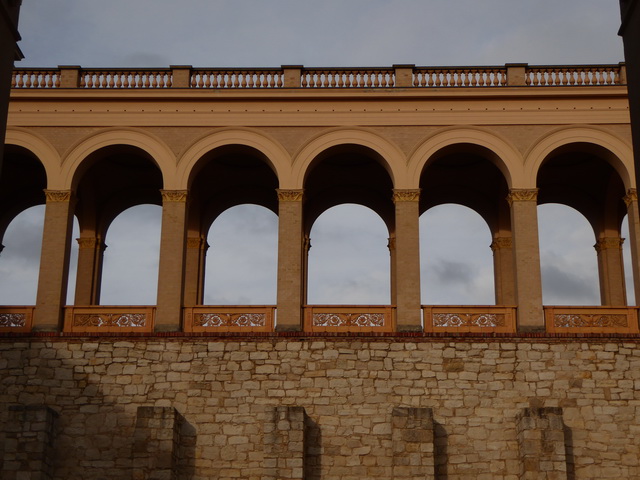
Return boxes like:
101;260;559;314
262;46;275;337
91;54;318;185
276;189;304;331
73;235;106;305
155;190;188;331
594;236;627;306
34;190;75;331
507;189;544;331
490;234;516;305
183;235;208;306
624;189;640;304
393;189;422;332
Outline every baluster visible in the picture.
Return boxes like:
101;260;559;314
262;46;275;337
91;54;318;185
241;72;248;88
425;71;432;87
11;72;17;88
613;68;620;85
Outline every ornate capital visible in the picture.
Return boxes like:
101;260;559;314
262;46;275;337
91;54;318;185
186;237;205;249
594;237;624;253
490;237;513;251
77;237;107;250
160;190;188;203
44;189;73;203
392;189;421;203
277;189;304;202
387;237;396;251
507;189;538;205
624;188;637;207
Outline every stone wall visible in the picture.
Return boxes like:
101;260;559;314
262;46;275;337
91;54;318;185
1;335;639;479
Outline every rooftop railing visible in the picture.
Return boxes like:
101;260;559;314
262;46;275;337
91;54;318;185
11;63;626;90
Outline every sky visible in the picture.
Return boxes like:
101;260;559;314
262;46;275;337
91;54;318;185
0;1;632;308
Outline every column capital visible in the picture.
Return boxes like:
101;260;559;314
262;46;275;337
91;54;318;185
76;237;106;250
624;188;638;207
507;188;538;205
490;237;513;251
594;237;625;252
392;189;421;203
186;236;209;251
160;190;188;202
277;189;304;202
387;236;396;251
44;189;73;203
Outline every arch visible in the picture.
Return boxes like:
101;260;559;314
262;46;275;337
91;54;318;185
176;128;291;189
291;128;405;189
525;126;634;189
60;128;176;190
4;128;59;187
408;127;522;189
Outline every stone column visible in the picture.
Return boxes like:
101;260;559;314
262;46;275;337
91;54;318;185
388;234;397;303
133;406;184;480
624;189;640;304
516;407;568;480
2;405;58;480
263;406;306;480
276;189;304;331
508;189;544;331
491;235;516;305
183;236;207;306
594;236;627;306
155;190;188;331
393;189;422;331
73;235;106;305
34;190;75;331
391;407;435;479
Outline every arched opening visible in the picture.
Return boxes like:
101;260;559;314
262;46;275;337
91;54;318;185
307;204;390;304
204;204;278;304
419;144;510;305
99;204;161;305
420;204;494;305
303;144;394;306
187;145;279;306
537;143;628;306
538;204;599;305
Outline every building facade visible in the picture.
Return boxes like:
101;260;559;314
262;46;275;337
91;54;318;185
1;64;639;479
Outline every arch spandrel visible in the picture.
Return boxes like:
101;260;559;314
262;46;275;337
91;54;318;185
291;128;406;189
176;128;291;190
4;127;60;188
525;126;635;190
407;127;524;189
60;128;176;191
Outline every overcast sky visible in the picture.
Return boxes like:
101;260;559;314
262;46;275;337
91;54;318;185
0;1;632;308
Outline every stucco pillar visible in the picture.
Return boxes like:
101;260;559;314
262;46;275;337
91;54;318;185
276;189;304;331
624;189;640;305
183;236;207;306
73;235;106;305
34;190;75;331
508;189;544;331
594;236;627;306
155;190;188;331
491;234;516;305
393;189;422;332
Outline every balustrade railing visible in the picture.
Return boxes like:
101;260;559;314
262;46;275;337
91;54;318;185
11;64;625;90
63;306;155;333
183;306;275;332
0;306;34;332
423;305;517;333
304;305;395;332
544;306;639;334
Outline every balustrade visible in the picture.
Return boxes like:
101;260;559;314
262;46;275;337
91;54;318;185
183;306;275;332
11;69;60;88
81;69;172;88
301;68;394;88
0;306;34;332
526;65;621;86
544;306;639;333
423;305;517;333
63;306;155;333
304;305;395;332
190;69;283;88
413;67;506;87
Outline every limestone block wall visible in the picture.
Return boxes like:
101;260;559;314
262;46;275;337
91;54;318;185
0;336;639;479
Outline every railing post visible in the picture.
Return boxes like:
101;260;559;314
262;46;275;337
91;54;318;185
59;65;81;88
506;63;528;86
282;65;302;88
393;64;415;88
171;65;192;88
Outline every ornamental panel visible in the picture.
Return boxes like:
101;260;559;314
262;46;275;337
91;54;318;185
544;306;639;333
0;307;34;332
424;306;516;333
63;307;155;332
184;306;275;332
305;306;395;332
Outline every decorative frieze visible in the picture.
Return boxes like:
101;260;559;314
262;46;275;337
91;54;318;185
553;313;628;328
507;188;538;205
312;312;386;328
432;312;505;328
276;189;304;202
392;189;421;203
44;189;73;202
160;189;188;202
193;312;266;328
73;313;147;328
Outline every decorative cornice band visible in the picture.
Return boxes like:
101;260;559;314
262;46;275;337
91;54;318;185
277;189;304;202
161;190;188;203
594;237;624;252
507;189;538;205
44;190;72;203
624;188;637;207
392;189;421;203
